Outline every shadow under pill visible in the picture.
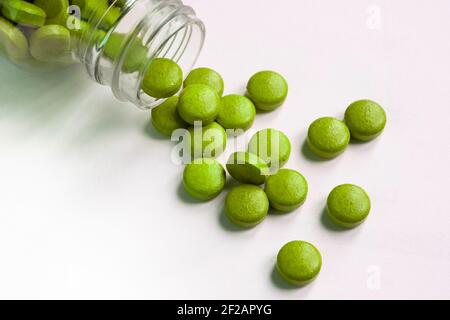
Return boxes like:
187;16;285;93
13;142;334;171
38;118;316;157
177;181;205;204
270;265;314;291
143;121;169;141
301;140;329;162
218;206;248;233
320;207;349;232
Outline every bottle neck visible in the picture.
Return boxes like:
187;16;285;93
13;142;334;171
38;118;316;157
74;0;205;109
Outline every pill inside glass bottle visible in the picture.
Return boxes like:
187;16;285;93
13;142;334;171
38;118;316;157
0;0;205;109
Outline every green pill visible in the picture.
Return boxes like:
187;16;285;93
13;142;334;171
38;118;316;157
1;0;46;27
151;96;188;137
247;70;288;111
184;67;225;96
178;84;221;125
277;240;322;286
226;151;269;185
0;16;29;63
216;94;256;131
327;184;371;228
345;99;387;141
183;158;226;201
103;33;148;73
142;57;183;99
225;184;269;228
187;122;227;159
307;117;350;159
30;25;71;63
265;169;308;212
248;128;291;169
34;0;69;25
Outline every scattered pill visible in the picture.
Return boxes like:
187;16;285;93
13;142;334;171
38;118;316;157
277;240;322;286
183;158;226;201
327;184;371;228
345;99;387;141
248;128;291;169
247;70;288;111
184;67;224;96
225;184;269;228
178;84;220;125
226;151;269;185
217;94;256;131
307;117;350;159
151;96;188;137
142;57;183;98
265;169;308;212
187;121;227;159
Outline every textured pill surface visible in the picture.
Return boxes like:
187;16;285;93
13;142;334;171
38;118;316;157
178;84;221;125
184;67;224;96
327;184;371;228
226;151;269;185
248;128;291;169
183;158;226;201
142;57;183;99
151;96;188;137
225;184;269;228
345;99;387;141
247;70;288;111
265;169;308;212
217;94;256;131
187;121;227;159
277;240;322;286
307;117;350;159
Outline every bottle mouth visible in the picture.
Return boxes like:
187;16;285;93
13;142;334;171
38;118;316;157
135;7;205;109
82;0;205;110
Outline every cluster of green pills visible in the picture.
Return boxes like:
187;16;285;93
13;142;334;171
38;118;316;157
149;65;289;160
0;0;125;67
307;100;387;159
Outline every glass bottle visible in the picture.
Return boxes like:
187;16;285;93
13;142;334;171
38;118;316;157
0;0;205;109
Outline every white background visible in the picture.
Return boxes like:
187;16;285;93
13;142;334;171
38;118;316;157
0;0;449;299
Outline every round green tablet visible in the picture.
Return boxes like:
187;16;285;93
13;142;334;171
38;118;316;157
151;96;188;136
103;33;148;72
226;152;269;185
247;70;288;111
178;84;221;125
265;169;308;212
184;67;224;96
183;158;226;201
34;0;69;25
248;128;291;170
327;184;371;228
1;0;46;27
307;117;350;159
217;94;256;131
30;25;71;63
0;16;29;63
277;240;322;286
344;99;387;141
187;121;227;159
225;184;269;228
141;57;183;98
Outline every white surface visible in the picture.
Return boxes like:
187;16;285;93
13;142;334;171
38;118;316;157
0;0;449;300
